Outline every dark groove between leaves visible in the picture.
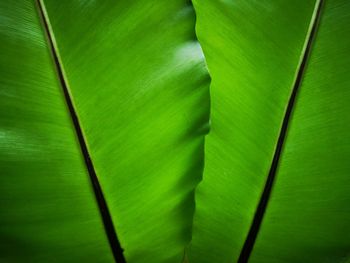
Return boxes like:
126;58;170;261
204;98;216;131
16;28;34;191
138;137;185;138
237;1;324;262
36;1;126;262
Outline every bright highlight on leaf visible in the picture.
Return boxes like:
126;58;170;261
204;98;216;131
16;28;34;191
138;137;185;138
0;0;349;263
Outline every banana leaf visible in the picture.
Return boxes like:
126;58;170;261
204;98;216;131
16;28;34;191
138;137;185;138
189;0;350;262
250;1;350;262
0;1;113;262
1;0;209;262
1;0;350;262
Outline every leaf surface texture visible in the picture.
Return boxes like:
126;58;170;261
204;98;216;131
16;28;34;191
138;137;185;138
41;0;210;262
0;0;349;262
250;1;350;262
0;1;113;262
189;0;320;262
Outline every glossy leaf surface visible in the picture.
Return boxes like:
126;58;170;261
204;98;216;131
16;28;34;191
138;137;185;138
41;0;209;262
0;1;113;262
189;1;317;262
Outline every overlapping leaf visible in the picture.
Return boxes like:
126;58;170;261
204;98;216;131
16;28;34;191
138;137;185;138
190;0;350;262
41;0;209;262
189;1;317;262
1;0;349;262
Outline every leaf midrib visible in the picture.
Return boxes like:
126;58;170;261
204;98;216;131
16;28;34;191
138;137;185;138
237;0;325;262
36;1;125;262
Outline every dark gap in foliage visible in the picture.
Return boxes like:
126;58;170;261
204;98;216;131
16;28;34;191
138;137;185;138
237;1;325;262
36;1;126;262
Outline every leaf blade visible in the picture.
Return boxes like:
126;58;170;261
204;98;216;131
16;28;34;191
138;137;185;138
250;0;350;261
189;1;317;262
42;0;210;262
0;1;113;262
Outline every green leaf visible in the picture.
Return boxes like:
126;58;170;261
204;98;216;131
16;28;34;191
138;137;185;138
190;0;350;262
40;0;209;262
2;0;349;262
0;1;113;262
250;1;350;262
